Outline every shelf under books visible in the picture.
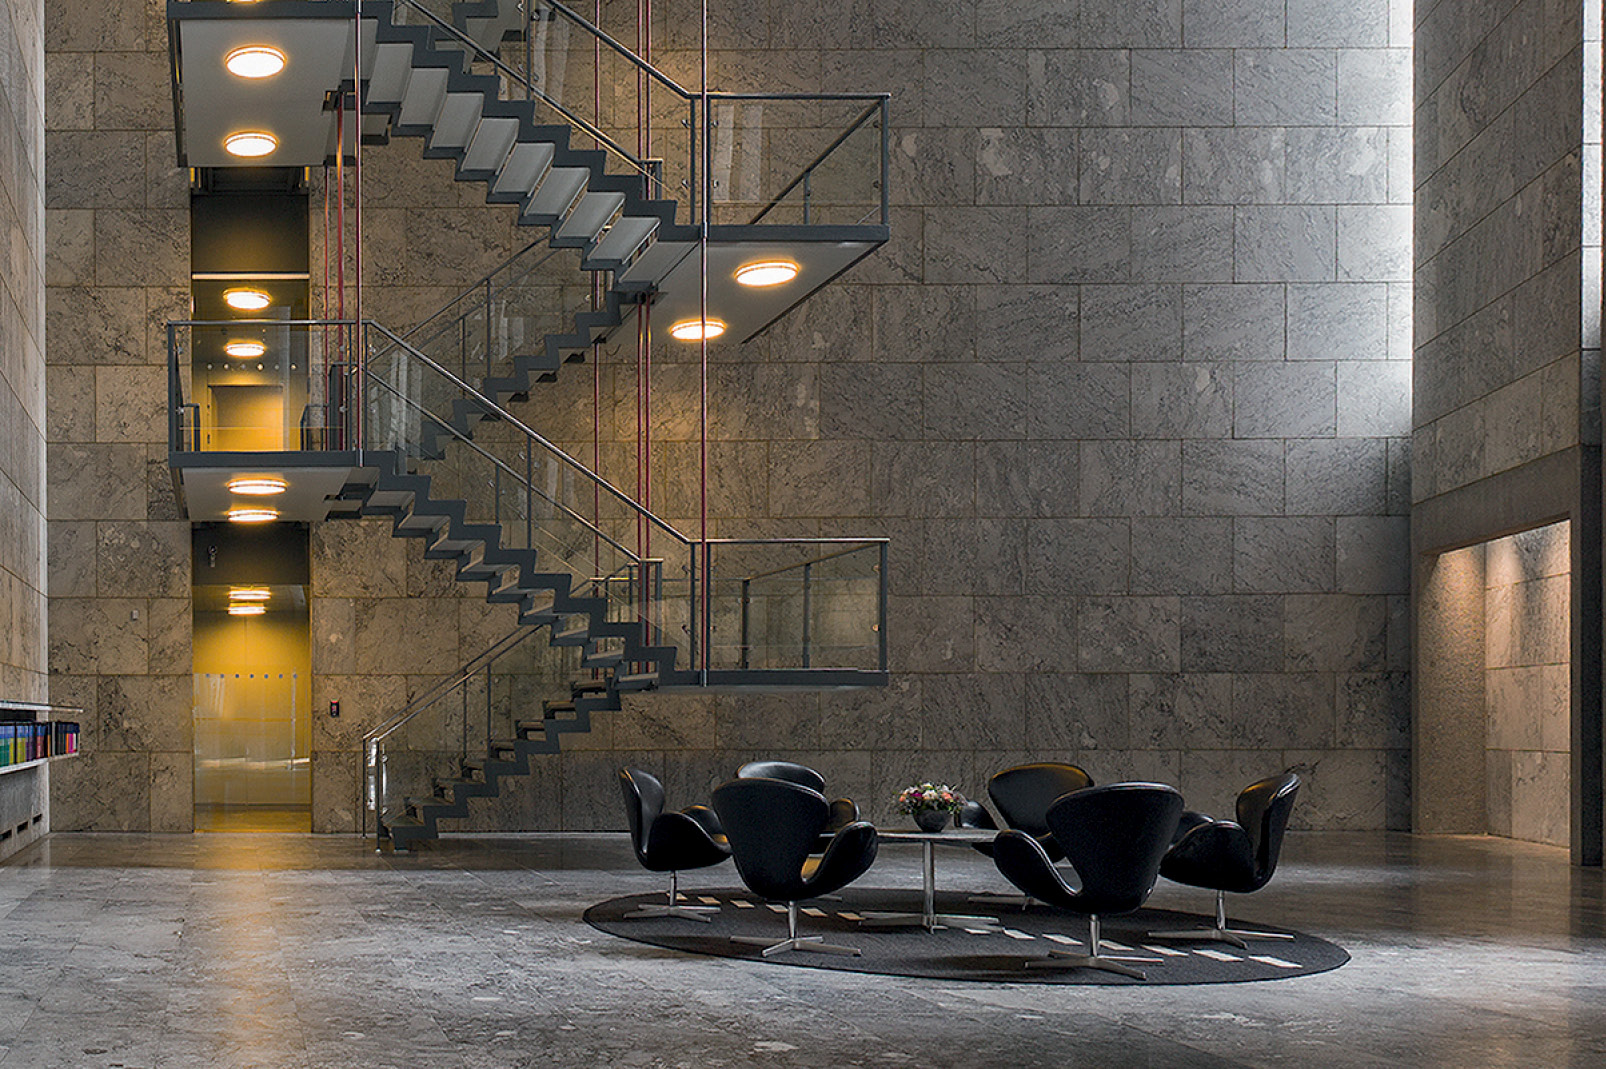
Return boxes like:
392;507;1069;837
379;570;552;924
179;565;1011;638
0;701;82;777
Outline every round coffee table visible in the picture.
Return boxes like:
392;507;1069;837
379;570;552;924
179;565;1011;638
859;828;1003;932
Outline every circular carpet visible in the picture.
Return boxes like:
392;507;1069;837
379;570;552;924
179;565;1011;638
585;887;1349;985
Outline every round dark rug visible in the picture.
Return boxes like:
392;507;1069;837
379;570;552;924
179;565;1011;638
585;887;1348;985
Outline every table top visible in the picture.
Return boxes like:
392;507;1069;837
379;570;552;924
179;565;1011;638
877;828;995;844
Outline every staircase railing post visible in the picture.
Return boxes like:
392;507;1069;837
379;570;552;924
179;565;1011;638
801;562;812;669
878;540;889;671
688;544;698;672
167;323;179;452
483;277;493;381
879;97;890;226
739;577;750;670
701;542;713;678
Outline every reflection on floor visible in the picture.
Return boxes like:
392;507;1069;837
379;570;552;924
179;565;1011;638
0;831;1602;1067
193;804;312;833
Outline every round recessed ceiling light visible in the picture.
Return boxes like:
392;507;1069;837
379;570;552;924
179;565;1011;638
229;587;272;601
223;287;272;312
735;260;800;287
224;339;266;359
227;603;267;616
227;476;287;496
226;506;278;524
669;318;727;342
224;130;278;158
225;46;286;79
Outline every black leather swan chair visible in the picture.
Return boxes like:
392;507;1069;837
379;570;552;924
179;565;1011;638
993;782;1184;979
957;762;1096;859
1150;771;1301;948
712;776;878;957
958;762;1095;906
736;760;860;840
619;768;731;922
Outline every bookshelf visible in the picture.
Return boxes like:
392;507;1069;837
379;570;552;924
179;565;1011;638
0;701;82;862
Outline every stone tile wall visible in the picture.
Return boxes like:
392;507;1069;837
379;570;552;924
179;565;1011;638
42;0;1416;834
0;0;46;701
43;0;194;831
1413;1;1599;501
1484;522;1571;847
425;0;1418;831
1412;0;1602;858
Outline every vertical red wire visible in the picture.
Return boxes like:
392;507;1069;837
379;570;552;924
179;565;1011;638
698;0;709;676
322;162;331;442
591;0;604;599
353;1;365;450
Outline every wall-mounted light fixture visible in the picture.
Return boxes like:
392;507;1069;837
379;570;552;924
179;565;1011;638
227;603;267;616
223;339;267;359
735;260;799;287
229;587;272;601
223;287;272;312
224;131;278;158
224;46;286;79
669;318;726;341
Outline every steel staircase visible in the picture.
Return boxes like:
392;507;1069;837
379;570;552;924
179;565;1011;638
164;0;890;849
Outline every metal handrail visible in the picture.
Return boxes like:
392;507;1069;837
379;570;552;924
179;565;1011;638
727;540;887;672
362;342;644;562
167;318;360;452
364;626;540;749
747;98;888;225
364;320;692;548
396;0;889;227
729;541;883;585
532;0;690;98
401;240;552;343
395;0;659;183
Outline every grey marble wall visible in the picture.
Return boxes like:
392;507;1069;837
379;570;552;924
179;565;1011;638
424;0;1418;831
1413;1;1600;504
1412;1;1603;860
42;0;1416;834
0;0;46;701
1484;522;1571;847
43;0;194;831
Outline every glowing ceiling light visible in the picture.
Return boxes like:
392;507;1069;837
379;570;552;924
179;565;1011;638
224;46;286;79
223;287;271;312
224;339;266;358
735;260;800;287
227;603;267;616
224;131;278;158
226;507;278;524
229;588;272;601
227;476;287;496
669;318;726;342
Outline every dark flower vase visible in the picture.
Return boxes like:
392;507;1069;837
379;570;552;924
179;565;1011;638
914;809;948;833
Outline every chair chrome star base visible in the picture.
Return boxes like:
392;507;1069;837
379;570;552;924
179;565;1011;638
1026;915;1162;980
624;871;719;923
1145;888;1293;950
731;901;861;957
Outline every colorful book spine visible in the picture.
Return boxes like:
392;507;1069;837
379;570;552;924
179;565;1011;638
0;721;80;766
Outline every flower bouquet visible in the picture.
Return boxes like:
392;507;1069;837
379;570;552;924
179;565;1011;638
895;782;965;832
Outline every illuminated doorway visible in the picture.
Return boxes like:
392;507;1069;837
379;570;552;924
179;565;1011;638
192;523;312;832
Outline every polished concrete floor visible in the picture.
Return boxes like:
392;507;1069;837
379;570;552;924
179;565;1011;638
0;831;1602;1068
